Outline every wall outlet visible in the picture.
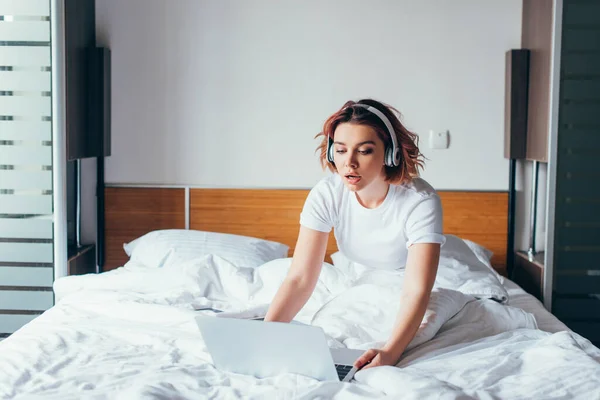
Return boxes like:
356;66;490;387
429;130;450;149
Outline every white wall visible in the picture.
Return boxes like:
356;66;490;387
95;0;522;190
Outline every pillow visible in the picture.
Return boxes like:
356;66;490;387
462;238;504;283
330;234;508;303
435;235;508;303
331;237;497;278
123;229;289;269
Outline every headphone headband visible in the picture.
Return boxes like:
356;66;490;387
352;104;399;164
326;102;401;167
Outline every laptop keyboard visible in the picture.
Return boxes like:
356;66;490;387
335;364;353;380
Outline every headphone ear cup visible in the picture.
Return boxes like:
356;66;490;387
327;137;334;163
393;148;401;167
385;147;393;167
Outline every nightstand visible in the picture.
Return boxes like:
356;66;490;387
67;244;97;276
512;250;544;300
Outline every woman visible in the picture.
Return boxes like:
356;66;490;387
264;99;445;371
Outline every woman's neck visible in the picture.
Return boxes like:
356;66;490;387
355;180;390;209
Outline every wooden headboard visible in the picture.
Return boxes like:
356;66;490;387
105;187;508;276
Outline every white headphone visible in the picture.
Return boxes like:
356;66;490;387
327;104;401;167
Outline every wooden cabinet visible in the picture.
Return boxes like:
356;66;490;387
513;251;544;301
68;244;96;276
521;0;554;162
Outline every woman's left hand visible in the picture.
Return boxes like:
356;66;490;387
353;347;401;371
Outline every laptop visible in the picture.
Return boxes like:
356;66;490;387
195;315;364;382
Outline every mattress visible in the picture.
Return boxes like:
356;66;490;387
0;247;598;399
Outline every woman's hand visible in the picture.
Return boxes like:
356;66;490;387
353;347;401;371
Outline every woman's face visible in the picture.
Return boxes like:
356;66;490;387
332;123;387;192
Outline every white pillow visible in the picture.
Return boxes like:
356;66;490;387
123;229;289;269
462;238;504;283
435;235;508;303
330;234;508;303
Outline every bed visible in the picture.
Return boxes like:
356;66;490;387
0;187;598;399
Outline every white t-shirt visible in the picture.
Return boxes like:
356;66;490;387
300;174;445;270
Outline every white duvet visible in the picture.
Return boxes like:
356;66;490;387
1;241;599;399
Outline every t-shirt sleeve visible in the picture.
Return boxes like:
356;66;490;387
299;181;335;233
405;194;445;248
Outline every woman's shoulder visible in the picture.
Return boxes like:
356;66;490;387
311;173;345;196
395;177;438;199
392;178;442;218
302;174;345;210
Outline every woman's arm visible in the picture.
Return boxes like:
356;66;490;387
355;242;441;369
264;226;329;323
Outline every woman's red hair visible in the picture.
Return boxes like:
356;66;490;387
316;99;425;184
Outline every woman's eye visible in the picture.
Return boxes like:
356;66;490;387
359;149;373;155
336;149;346;154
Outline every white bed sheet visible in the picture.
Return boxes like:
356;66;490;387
503;278;570;334
0;253;598;399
